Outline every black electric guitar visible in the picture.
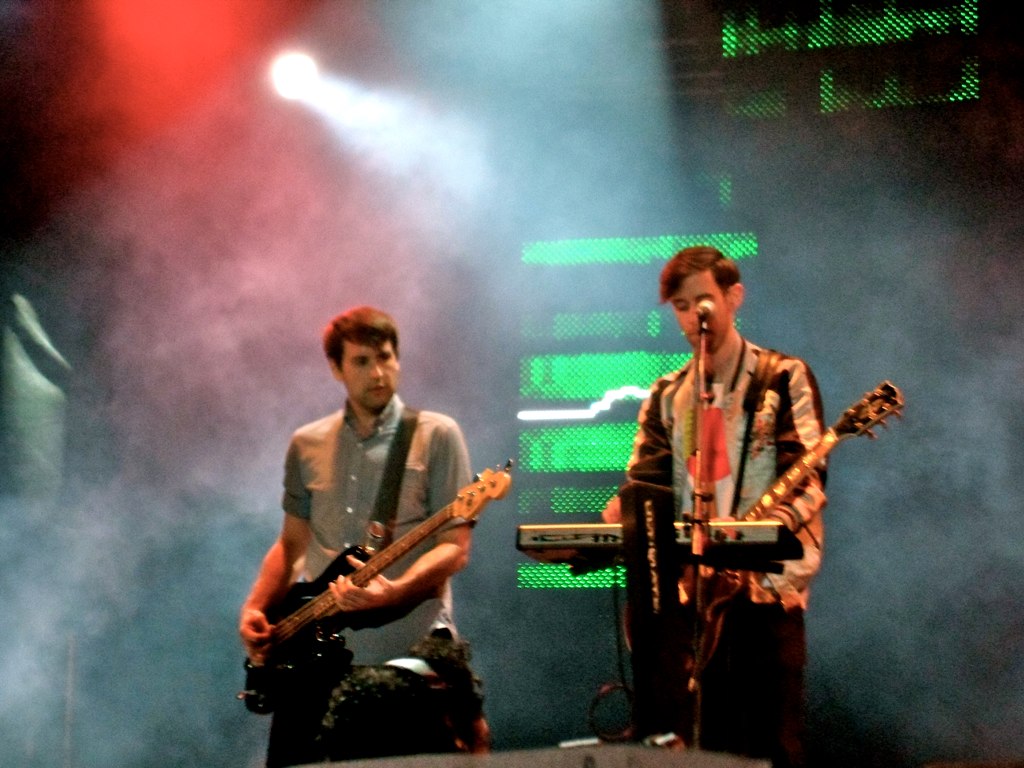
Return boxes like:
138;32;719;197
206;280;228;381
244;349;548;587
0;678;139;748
240;464;513;714
694;381;904;666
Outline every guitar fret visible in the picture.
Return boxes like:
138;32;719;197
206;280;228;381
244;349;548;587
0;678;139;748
746;429;836;520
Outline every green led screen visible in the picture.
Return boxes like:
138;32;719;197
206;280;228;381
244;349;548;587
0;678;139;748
522;232;758;266
517;486;621;516
521;310;664;342
719;1;980;116
722;1;978;57
517;563;626;590
520;351;689;402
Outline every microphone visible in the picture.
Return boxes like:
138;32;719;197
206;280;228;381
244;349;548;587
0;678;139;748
696;299;715;320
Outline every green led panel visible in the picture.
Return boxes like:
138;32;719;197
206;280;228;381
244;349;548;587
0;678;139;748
728;89;789;119
522;310;663;341
517;563;625;589
820;56;980;112
522;233;758;266
519;422;638;474
521;351;689;401
518;485;622;515
723;0;978;58
696;172;734;207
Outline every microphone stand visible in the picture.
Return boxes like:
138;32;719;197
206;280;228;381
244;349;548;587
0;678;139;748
687;312;714;749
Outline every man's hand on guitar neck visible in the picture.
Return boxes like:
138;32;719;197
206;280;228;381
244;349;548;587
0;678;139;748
330;527;472;616
328;553;401;613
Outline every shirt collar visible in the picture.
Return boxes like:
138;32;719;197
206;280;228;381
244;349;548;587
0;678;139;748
342;393;404;438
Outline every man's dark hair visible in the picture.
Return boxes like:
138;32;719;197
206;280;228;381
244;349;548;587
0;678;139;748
659;245;741;303
322;306;399;366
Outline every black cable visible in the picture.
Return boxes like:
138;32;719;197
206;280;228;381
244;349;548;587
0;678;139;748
587;555;634;742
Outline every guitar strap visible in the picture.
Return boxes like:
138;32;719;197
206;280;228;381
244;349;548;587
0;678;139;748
729;348;781;518
364;407;420;551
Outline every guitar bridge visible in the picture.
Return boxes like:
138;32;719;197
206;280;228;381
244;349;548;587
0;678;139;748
314;623;347;645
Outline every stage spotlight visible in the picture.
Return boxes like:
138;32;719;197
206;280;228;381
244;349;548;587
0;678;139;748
265;52;485;198
270;52;319;101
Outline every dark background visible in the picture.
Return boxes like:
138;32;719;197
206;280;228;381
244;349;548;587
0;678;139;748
2;1;1022;766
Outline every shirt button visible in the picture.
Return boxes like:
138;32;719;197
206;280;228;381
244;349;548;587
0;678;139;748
345;507;353;514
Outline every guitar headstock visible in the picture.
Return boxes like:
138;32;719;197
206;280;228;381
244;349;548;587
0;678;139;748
454;462;514;522
833;381;904;440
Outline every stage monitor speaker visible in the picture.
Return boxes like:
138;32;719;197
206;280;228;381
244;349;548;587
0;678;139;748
307;743;769;768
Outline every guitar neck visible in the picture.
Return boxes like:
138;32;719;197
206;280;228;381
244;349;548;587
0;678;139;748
742;429;837;521
349;505;457;587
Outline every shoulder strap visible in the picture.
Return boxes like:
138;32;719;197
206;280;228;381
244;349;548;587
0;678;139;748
743;348;782;415
730;349;782;517
367;408;420;548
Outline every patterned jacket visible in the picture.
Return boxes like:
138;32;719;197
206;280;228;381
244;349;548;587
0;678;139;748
625;340;828;611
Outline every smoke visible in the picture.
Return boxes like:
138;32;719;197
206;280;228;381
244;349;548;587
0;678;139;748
2;1;1023;767
1;7;498;764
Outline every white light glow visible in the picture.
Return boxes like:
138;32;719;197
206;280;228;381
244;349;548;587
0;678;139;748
517;386;648;422
292;73;488;200
271;52;320;101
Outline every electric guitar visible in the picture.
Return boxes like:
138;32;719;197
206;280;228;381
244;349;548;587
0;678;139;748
239;464;513;714
694;381;904;665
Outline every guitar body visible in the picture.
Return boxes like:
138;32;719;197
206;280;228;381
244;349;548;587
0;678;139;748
242;546;367;714
242;633;352;715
